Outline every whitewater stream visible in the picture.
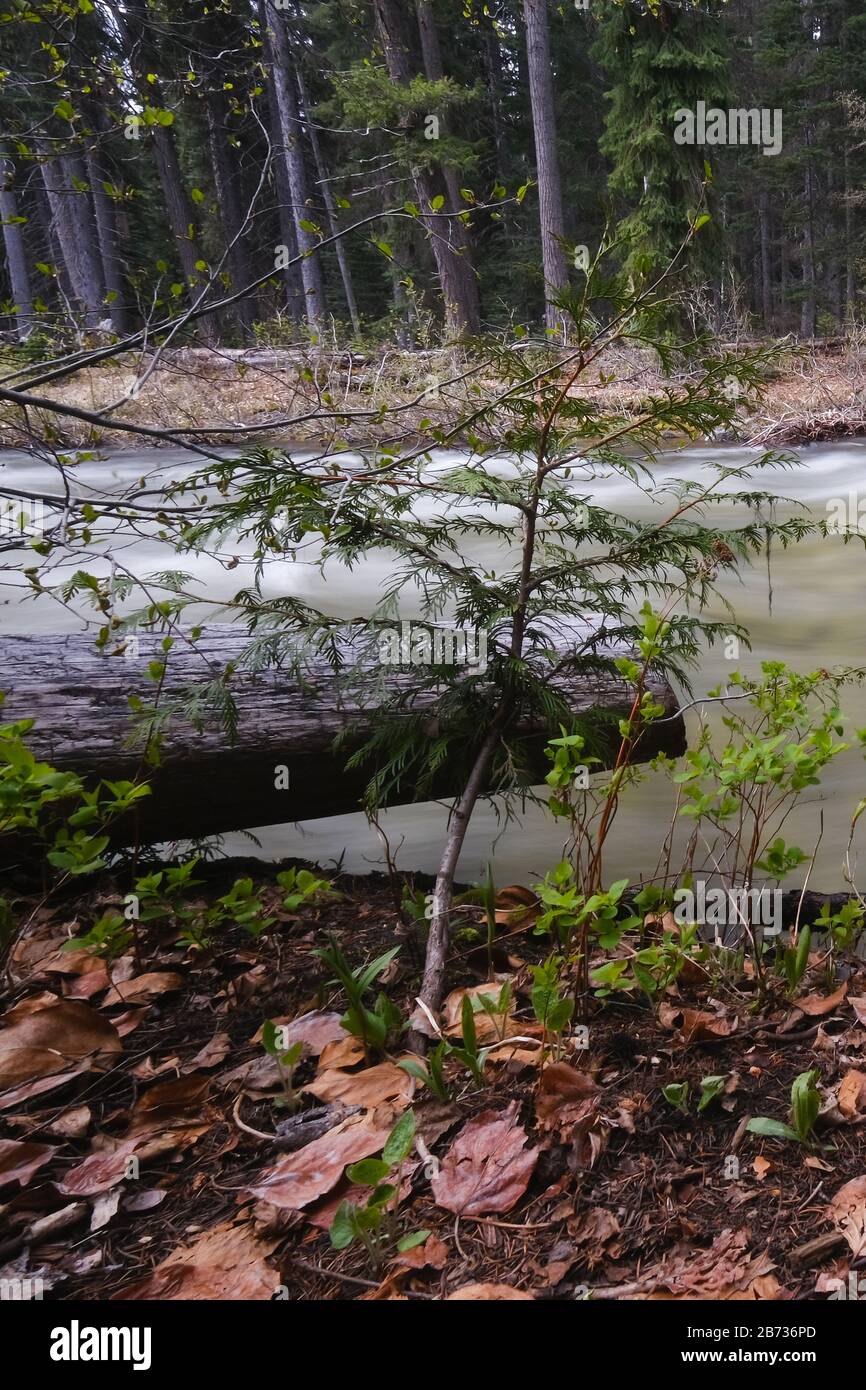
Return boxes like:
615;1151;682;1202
2;438;865;892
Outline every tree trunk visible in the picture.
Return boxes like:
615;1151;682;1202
0;147;35;339
372;0;480;338
260;0;327;328
84;143;129;337
0;626;684;847
800;151;817;339
522;0;570;335
759;188;772;329
844;142;856;322
38;149;106;330
263;45;305;323
205;88;258;338
414;0;481;332
292;61;361;335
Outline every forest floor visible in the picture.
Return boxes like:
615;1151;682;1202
1;337;865;454
2;859;866;1303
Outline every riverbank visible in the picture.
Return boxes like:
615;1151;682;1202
1;337;864;453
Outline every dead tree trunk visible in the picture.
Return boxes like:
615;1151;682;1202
0;626;685;846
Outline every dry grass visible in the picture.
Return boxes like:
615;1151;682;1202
1;336;865;453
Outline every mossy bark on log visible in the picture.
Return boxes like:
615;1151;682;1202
0;626;686;844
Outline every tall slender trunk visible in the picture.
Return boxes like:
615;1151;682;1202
263;43;305;323
205;88;258;338
414;0;481;332
759;188;772;330
373;0;479;338
800;157;816;339
844;143;856;322
293;61;361;335
260;0;326;328
84;141;129;336
39;148;106;330
481;15;508;186
522;0;569;335
0;148;35;339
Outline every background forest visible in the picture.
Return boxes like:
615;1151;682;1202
1;0;865;349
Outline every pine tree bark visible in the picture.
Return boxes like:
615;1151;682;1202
38;148;106;330
414;0;481;331
260;0;326;328
522;0;569;335
373;0;479;338
84;141;129;337
800;158;816;338
759;189;773;329
0;147;35;339
292;59;361;335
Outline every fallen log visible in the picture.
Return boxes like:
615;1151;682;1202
0;626;686;844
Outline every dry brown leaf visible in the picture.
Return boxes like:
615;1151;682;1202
431;1100;537;1217
186;1033;232;1071
442;982;517;1043
535;1063;598;1130
305;1060;412;1110
535;1064;605;1167
795;981;848;1017
827;1175;866;1256
493;885;540;930
0;998;121;1098
113;1220;278;1300
63;963;111;1000
850;996;866;1027
247;1118;391;1210
57;1139;140;1197
128;1075;210;1136
446;1282;534;1300
249;1010;346;1057
658;1002;735;1042
105;972;184;1005
0;1137;56;1189
838;1069;866;1118
0;1064;89;1112
391;1232;449;1272
317;1035;366;1071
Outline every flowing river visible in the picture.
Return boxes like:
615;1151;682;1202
2;439;865;892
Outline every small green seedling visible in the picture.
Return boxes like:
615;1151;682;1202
329;1109;428;1270
262;1019;305;1112
316;937;402;1058
448;994;492;1087
530;955;574;1058
662;1081;690;1114
277;866;339;912
473;979;513;1041
62;909;132;961
747;1068;823;1145
399;1040;451;1101
782;925;811;996
697;1074;729;1113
